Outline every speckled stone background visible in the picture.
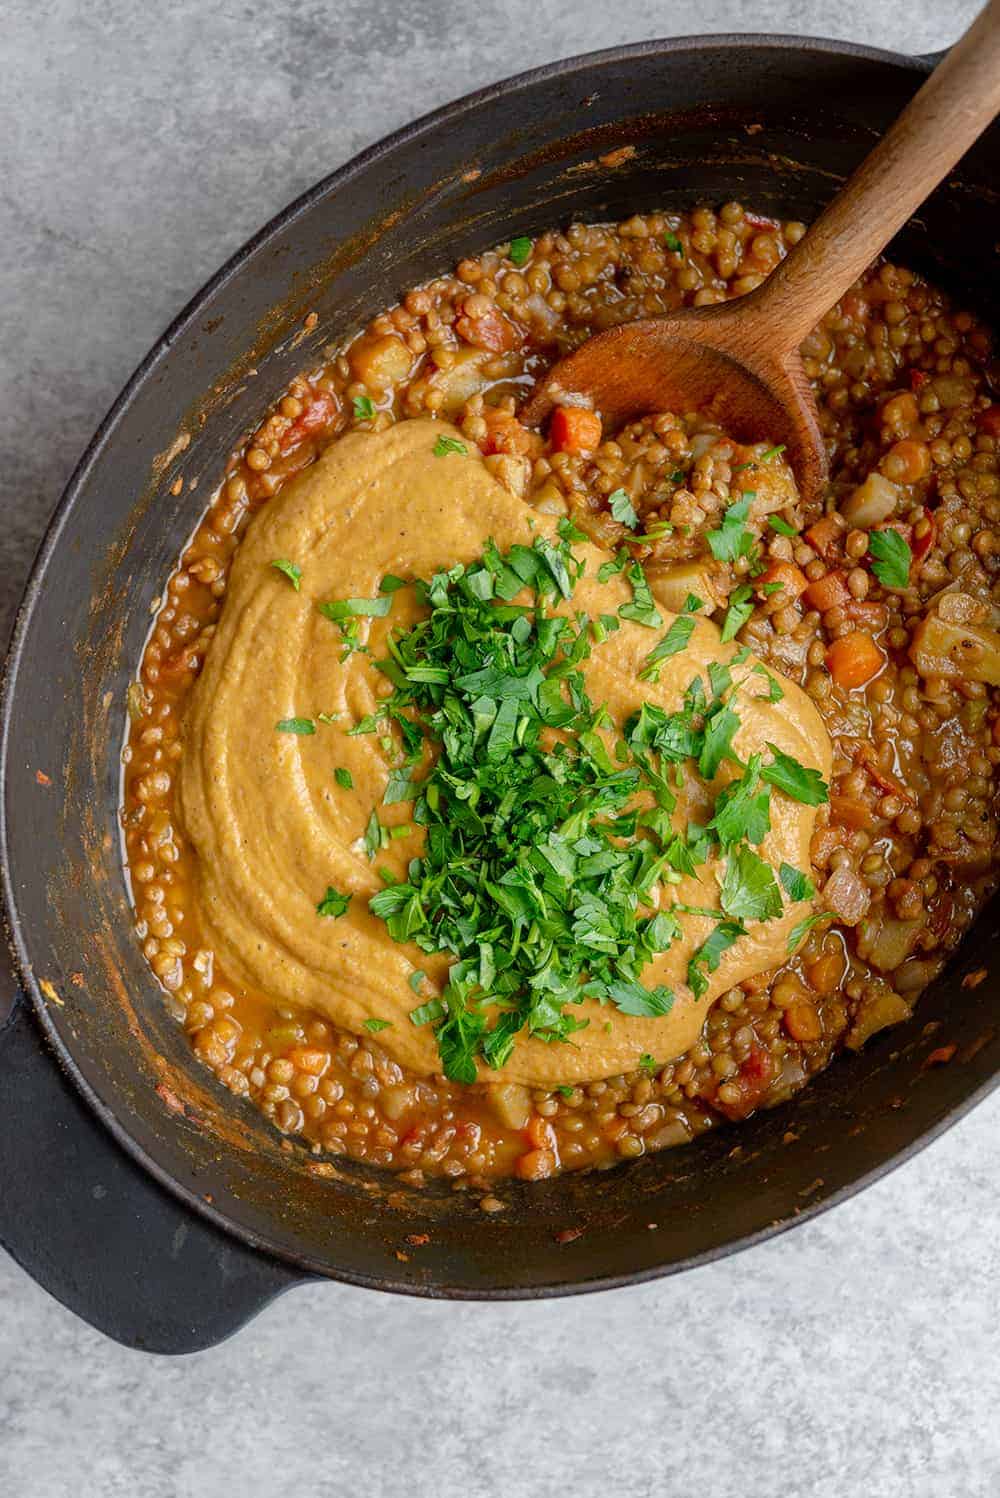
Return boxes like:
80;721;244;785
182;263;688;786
2;0;995;1493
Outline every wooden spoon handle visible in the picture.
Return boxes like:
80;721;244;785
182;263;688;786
755;0;1000;354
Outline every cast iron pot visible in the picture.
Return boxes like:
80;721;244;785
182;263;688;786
3;31;999;1355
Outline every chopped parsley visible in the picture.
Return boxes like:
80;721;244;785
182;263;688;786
720;583;754;643
761;744;829;806
433;435;468;458
353;395;376;420
304;530;825;1080
363;1017;392;1033
316;886;351;917
609;487;639;528
664;231;684;255
380;574;407;593
271;559;302;590
508;235;532;266
276;717;315;735
779;862;815;902
318;595;393;621
334;767;354;789
788;912;829;954
640;615;696;681
707;496;756;564
869;528;912;590
768;515;797;538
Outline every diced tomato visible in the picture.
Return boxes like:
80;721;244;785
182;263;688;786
804;516;843;559
977;405;1000;437
830;794;874;830
480;409;534;456
803;569;850;614
909;369;929;392
278;390;338;453
910;507;936;566
714;1044;775;1121
455;308;518;354
549;406;602;453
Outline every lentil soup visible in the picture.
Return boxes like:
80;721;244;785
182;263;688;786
122;203;1000;1189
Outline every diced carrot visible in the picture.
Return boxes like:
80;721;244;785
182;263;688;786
881;439;931;484
515;1148;557;1180
804;516;843;558
826;631;885;688
977;404;1000;437
286;1047;329;1076
549;406;602;453
924;1044;957;1068
755;560;807;602
455;308;517;354
784;1002;822;1043
831;794;874;829
803;569;850;613
526;1114;557;1151
805;951;846;995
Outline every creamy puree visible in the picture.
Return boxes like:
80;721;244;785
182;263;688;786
179;419;832;1085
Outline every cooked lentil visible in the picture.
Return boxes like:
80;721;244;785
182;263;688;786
122;203;1000;1185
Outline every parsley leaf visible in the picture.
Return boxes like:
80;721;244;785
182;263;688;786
664;231;684;255
720;583;754;643
688;920;746;999
707;497;755;563
380;574;407;593
720;845;783;924
699;705;741;780
768;515;797;538
761;744;829;806
603;980;675;1018
276;717;315;735
433;435;468;457
709;755;771;847
779;862;815;902
618;561;663;629
869;527;912;590
640;615;696;680
352;395;376;420
363;1017;392;1033
334;767;354;789
787;912;829;954
508;235;532;266
318;595;393;621
609;487;639;528
271;559;302;590
316;886;351;917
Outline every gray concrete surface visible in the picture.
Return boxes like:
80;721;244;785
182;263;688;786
1;0;994;1494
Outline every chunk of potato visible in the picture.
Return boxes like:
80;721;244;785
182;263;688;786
484;453;532;500
648;560;725;613
349;334;414;390
910;612;1000;685
841;471;901;528
845;990;911;1050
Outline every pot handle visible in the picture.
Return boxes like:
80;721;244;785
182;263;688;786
0;990;307;1353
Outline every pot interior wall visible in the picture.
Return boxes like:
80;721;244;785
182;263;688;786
5;39;1000;1291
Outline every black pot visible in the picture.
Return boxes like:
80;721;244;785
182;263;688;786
4;31;999;1354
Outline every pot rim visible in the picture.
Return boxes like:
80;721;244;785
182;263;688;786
2;30;958;1299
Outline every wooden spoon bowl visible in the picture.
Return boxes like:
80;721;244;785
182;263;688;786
521;0;1000;510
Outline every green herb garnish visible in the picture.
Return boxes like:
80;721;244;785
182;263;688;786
276;717;315;735
720;583;754;643
363;1017;392;1033
508;235;532;266
316;886;351;917
768;515;797;538
868;528;912;590
353;395;376;420
609;487;639;528
433;435;468;458
707;496;756;564
318;595;393;622
779;863;815;902
334;767;354;789
271;559;302;590
664;231;684;255
761;744;829;806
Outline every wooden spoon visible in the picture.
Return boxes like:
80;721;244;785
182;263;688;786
521;0;1000;507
